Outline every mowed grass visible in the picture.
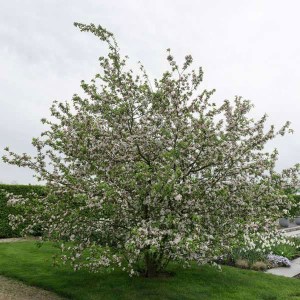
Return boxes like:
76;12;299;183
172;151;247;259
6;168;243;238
0;242;300;299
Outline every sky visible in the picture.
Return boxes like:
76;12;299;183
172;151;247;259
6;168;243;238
0;0;299;184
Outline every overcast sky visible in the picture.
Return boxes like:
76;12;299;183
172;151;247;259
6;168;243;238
0;0;299;184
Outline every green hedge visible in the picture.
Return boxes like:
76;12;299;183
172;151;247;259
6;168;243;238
0;184;46;238
0;185;299;238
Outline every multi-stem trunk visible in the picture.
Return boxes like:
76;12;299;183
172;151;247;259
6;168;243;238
144;251;159;277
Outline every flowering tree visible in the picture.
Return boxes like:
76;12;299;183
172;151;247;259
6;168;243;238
3;23;299;277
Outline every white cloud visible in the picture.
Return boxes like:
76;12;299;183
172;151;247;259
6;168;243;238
0;0;299;183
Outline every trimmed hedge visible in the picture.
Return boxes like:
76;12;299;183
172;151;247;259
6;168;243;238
0;184;46;238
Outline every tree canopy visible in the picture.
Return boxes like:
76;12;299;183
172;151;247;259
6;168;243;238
3;23;299;277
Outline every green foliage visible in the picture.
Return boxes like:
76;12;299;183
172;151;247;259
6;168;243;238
0;184;46;238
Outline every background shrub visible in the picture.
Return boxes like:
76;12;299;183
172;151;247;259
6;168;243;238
0;184;46;238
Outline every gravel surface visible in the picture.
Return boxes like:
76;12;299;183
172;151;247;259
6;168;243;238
0;237;41;243
0;238;65;299
0;276;64;300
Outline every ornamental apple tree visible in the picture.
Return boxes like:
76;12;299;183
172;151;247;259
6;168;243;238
3;23;299;277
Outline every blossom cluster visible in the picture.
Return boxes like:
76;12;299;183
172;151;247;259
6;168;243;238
241;230;295;255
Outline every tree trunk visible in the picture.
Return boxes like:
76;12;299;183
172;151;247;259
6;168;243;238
144;253;159;277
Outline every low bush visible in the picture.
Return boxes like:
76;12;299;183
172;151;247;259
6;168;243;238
251;261;267;271
235;259;249;269
0;184;46;238
267;254;291;267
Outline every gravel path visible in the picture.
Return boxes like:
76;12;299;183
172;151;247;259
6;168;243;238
0;237;33;243
0;237;65;299
0;276;64;300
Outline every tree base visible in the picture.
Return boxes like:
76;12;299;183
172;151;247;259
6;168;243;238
142;270;175;278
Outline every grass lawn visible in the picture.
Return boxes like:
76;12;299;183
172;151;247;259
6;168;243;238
0;242;300;299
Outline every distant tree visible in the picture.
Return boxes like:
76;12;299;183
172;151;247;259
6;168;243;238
3;23;299;277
